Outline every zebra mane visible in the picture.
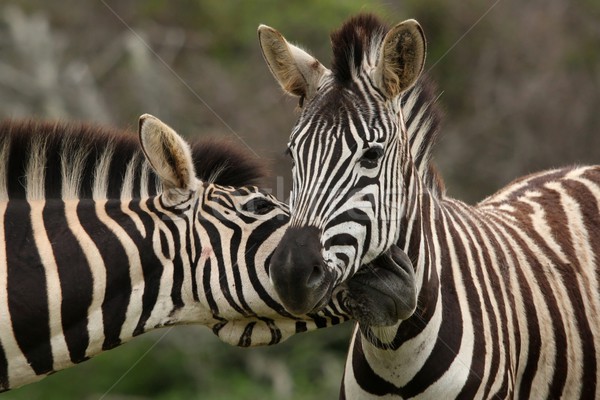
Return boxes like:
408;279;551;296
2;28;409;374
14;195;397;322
331;14;445;196
0;119;265;200
330;14;387;84
401;75;445;196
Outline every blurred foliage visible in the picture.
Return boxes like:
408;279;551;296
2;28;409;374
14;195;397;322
0;0;599;398
3;324;354;399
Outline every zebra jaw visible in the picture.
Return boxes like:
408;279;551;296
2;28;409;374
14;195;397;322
338;245;417;327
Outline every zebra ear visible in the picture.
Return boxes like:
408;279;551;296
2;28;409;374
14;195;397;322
258;24;327;103
138;114;197;192
374;19;426;98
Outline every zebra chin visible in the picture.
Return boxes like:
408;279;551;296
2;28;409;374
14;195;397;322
212;319;299;347
340;246;417;327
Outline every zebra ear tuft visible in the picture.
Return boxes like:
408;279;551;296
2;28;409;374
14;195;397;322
374;19;426;98
139;114;197;192
258;24;327;103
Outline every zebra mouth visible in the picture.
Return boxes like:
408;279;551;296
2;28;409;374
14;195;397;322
276;266;334;315
307;280;336;313
339;246;417;326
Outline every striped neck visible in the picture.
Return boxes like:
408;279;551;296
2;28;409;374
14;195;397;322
344;162;483;396
363;162;441;343
345;163;446;382
399;163;441;328
0;196;205;390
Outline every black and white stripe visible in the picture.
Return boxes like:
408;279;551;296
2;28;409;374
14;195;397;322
261;14;600;399
0;116;348;392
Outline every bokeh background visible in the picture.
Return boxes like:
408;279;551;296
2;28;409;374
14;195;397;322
0;0;599;398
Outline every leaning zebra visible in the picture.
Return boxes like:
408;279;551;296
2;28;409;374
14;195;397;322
0;114;357;392
259;13;600;399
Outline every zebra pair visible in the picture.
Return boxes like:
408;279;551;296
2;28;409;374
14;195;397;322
0;74;431;392
259;13;600;399
0;81;432;391
0;114;363;392
5;13;597;399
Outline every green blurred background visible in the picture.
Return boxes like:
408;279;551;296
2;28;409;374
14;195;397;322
0;0;599;398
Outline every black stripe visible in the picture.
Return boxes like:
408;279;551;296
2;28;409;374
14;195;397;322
225;219;248;313
463;213;505;399
112;200;161;335
352;333;399;395
44;199;93;364
399;213;463;398
490;223;540;399
237;321;255;347
76;199;130;350
476;218;517;400
260;318;282;345
295;321;307;333
147;201;185;311
445;208;485;397
6;135;28;199
79;145;101;199
561;179;598;398
106;148;130;199
504;220;567;397
202;257;219;315
190;200;201;302
319;307;340;326
5;200;53;374
245;218;294;318
312;315;329;329
43;135;63;198
158;229;170;259
199;207;246;316
0;341;9;391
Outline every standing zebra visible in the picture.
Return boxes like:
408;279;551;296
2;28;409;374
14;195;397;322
0;114;353;392
259;14;600;399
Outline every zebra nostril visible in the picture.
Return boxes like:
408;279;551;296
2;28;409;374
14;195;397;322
306;264;325;288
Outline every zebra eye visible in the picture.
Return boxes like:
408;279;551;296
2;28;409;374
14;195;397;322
242;197;275;215
360;146;384;168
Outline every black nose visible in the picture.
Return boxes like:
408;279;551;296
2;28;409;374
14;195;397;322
269;226;332;314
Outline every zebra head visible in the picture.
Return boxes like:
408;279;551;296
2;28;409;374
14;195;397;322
137;114;296;344
259;15;426;314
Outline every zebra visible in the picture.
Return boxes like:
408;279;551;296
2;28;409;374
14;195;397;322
0;114;356;392
259;13;600;399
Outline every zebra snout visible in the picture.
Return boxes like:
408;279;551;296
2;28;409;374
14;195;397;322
269;226;333;315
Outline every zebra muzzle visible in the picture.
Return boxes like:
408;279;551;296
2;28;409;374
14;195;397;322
269;226;334;315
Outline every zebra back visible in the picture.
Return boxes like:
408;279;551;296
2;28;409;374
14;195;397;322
0;119;266;201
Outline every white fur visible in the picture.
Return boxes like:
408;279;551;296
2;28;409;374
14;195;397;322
120;152;141;201
62;200;106;359
29;200;72;371
93;199;145;340
25;135;47;201
92;143;115;200
61;136;91;200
